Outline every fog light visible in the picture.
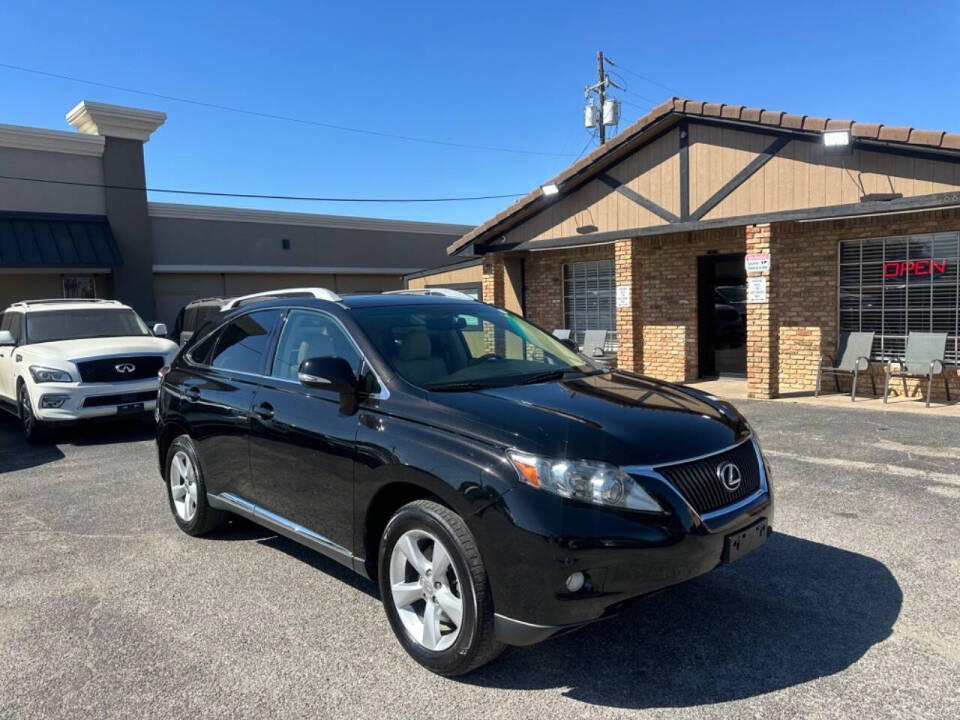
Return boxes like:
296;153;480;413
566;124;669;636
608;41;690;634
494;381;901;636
565;571;585;593
40;394;69;409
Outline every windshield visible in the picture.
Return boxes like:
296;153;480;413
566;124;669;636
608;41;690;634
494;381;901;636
26;309;151;344
352;303;599;390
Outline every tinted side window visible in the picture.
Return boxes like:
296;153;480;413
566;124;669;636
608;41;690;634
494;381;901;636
271;310;363;381
209;310;281;374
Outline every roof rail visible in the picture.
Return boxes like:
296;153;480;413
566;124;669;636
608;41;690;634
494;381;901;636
221;287;341;311
10;298;122;307
384;288;476;300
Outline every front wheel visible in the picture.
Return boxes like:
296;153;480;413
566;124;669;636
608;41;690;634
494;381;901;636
378;500;504;676
18;382;47;443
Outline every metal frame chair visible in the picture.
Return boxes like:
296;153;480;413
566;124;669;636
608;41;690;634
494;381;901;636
883;332;951;408
816;331;876;401
581;330;608;358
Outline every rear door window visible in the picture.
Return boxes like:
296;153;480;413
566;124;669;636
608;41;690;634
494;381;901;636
208;310;281;375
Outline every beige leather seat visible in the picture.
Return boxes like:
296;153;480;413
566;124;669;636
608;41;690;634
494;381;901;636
394;330;446;386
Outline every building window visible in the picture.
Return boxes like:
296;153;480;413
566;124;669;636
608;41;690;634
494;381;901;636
563;259;616;350
839;232;959;363
62;275;96;299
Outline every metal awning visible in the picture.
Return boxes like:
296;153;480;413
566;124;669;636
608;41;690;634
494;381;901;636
0;212;121;268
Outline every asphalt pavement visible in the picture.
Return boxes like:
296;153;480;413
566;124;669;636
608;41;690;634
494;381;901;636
0;400;958;719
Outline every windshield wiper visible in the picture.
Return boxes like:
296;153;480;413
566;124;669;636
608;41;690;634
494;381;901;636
517;369;582;385
423;381;493;392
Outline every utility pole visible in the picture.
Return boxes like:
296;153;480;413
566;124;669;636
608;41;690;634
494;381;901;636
597;50;606;145
584;51;620;145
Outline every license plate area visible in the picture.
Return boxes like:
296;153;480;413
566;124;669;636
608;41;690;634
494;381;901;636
116;402;145;416
722;518;768;564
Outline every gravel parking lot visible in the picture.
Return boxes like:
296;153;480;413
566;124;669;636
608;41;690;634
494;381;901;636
1;400;958;719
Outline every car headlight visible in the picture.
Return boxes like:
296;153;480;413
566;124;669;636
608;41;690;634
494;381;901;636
508;451;663;512
29;366;74;383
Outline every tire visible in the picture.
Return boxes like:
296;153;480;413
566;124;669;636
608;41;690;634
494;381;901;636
164;435;229;536
18;382;47;444
378;500;504;676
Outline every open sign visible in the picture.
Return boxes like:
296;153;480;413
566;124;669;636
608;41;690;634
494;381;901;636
883;259;947;279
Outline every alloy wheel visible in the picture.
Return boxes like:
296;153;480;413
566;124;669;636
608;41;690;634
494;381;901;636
19;385;34;436
170;450;199;522
389;529;464;652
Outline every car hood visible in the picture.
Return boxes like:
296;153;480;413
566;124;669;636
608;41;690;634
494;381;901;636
425;371;751;467
23;336;178;361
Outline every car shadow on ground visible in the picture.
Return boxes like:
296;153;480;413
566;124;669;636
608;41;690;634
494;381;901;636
461;532;901;710
0;413;154;472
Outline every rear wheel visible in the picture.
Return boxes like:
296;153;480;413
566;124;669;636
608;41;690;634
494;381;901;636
165;435;228;536
378;500;503;676
18;382;46;443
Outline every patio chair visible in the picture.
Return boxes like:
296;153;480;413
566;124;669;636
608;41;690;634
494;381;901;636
581;330;608;358
552;329;571;340
883;332;951;408
816;332;876;401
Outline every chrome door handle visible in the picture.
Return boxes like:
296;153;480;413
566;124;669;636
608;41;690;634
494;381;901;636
185;387;201;400
254;402;275;420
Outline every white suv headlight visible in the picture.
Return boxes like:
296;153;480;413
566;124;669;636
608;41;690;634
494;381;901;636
29;366;74;383
508;451;663;512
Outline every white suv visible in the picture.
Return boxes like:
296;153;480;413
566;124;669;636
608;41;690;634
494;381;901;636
0;299;178;441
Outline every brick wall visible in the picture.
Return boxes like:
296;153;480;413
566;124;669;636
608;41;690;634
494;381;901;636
746;224;775;398
524;244;614;333
496;206;960;405
639;227;746;382
615;239;642;372
773;209;960;403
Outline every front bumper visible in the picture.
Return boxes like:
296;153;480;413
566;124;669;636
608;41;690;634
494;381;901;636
477;439;773;645
29;378;159;421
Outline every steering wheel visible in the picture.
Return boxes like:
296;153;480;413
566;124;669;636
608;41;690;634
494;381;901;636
472;353;501;363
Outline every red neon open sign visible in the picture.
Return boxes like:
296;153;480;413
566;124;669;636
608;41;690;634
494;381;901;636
883;259;948;279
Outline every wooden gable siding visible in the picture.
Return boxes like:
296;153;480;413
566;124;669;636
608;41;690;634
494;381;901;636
406;262;482;289
692;124;960;221
495;121;960;248
501;128;678;245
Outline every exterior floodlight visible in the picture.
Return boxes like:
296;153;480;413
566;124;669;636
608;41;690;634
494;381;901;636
541;183;560;196
823;130;853;155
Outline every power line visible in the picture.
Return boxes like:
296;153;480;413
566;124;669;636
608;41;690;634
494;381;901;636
0;174;526;203
0;61;575;158
603;57;680;96
574;129;598;161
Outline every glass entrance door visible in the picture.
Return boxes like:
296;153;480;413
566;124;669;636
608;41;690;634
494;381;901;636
697;253;747;378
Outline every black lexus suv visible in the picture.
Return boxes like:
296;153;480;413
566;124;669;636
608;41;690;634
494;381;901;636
156;288;773;675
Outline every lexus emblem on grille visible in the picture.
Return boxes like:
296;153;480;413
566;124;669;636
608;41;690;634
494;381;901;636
716;462;742;492
114;363;136;374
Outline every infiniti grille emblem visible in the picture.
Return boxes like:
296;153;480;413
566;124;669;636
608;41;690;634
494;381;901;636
716;462;742;492
115;363;136;374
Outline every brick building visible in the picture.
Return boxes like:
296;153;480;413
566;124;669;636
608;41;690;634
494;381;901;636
424;98;960;402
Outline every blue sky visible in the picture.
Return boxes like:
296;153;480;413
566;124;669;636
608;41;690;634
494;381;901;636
1;1;957;226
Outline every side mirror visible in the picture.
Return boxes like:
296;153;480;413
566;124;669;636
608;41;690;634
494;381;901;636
152;323;168;337
559;338;578;352
0;330;14;347
299;357;359;414
299;356;358;392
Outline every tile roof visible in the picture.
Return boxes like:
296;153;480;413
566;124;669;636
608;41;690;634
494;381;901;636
448;97;960;254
